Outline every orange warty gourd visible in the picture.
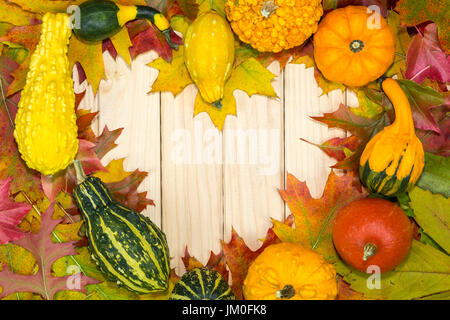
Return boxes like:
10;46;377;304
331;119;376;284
313;6;395;87
226;0;323;53
243;242;337;300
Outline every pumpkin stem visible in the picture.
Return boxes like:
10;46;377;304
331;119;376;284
350;40;364;53
73;160;87;185
363;243;377;261
276;284;296;299
260;0;279;18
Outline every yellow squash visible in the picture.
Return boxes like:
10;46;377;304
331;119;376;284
359;78;425;196
184;10;235;108
14;13;78;176
243;242;338;300
313;6;395;87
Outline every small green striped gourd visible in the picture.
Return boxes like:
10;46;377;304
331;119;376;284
169;268;235;300
72;161;170;294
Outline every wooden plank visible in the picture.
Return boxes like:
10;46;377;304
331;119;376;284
223;62;285;251
284;64;346;200
160;85;223;273
94;51;162;225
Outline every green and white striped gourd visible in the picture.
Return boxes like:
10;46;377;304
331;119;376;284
170;268;235;300
72;160;170;294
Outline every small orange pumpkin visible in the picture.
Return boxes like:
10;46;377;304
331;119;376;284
313;6;395;87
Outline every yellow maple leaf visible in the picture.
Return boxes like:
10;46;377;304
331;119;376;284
148;46;193;96
93;158;133;183
194;57;278;130
110;27;132;65
68;35;105;95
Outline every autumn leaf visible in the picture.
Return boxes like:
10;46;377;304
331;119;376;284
273;171;368;262
0;56;43;200
182;247;229;282
109;27;133;65
196;0;226;17
221;226;279;299
0;2;34;26
7;0;85;14
94;158;155;213
309;103;389;171
397;79;446;133
416;104;449;156
194;57;278;130
409;187;450;254
128;20;182;62
395;0;450;54
416;152;450;197
0;177;30;244
0;203;99;300
174;0;199;20
148;46;193;96
337;240;450;300
68;36;104;95
405;23;450;84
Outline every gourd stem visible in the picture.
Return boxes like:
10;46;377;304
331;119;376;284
260;0;279;18
275;284;296;299
212;99;223;109
73;160;87;185
136;5;178;50
363;243;377;261
161;29;179;50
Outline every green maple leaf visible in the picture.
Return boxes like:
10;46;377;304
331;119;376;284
395;0;450;53
337;240;450;300
416;153;450;198
409;187;450;254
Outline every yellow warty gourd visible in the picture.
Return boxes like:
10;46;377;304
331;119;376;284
14;13;78;176
184;11;235;108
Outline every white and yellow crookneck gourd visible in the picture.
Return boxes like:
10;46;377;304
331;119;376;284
183;10;235;108
359;78;424;196
14;13;78;176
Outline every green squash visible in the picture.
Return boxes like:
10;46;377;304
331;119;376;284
73;0;177;48
72;160;170;294
170;268;235;300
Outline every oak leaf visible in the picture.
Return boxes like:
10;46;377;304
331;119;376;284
0;177;30;244
0;203;99;300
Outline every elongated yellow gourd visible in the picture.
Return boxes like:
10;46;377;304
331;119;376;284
14;13;78;176
359;78;424;196
184;11;235;108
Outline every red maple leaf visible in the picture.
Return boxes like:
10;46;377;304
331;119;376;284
221;227;280;299
405;23;450;84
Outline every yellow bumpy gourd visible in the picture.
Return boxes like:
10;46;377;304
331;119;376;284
14;13;78;176
184;10;235;108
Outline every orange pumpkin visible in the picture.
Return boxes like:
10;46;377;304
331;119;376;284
313;6;395;87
